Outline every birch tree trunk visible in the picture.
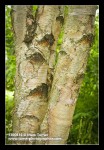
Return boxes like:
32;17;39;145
11;5;64;144
44;5;97;144
11;5;97;145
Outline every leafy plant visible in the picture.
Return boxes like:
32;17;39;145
6;90;14;144
6;5;16;91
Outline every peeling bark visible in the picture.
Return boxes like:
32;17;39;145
36;6;64;144
12;5;64;144
11;5;97;145
39;5;97;144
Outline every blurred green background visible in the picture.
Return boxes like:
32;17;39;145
5;6;99;144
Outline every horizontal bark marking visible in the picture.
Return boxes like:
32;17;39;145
77;33;94;46
38;33;55;46
27;52;45;63
29;83;48;98
21;115;40;122
56;16;64;24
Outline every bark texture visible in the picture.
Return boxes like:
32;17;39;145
38;5;97;144
11;5;97;145
12;5;64;144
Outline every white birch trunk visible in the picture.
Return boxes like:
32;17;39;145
12;5;64;144
11;5;97;145
41;5;97;144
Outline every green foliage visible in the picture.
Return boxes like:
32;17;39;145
6;5;15;144
32;5;38;15
6;90;14;144
6;5;16;91
76;117;93;144
55;28;64;65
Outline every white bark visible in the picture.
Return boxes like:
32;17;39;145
41;5;97;144
11;5;97;145
12;5;64;144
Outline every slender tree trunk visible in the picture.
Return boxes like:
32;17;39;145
11;5;97;145
11;5;64;144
